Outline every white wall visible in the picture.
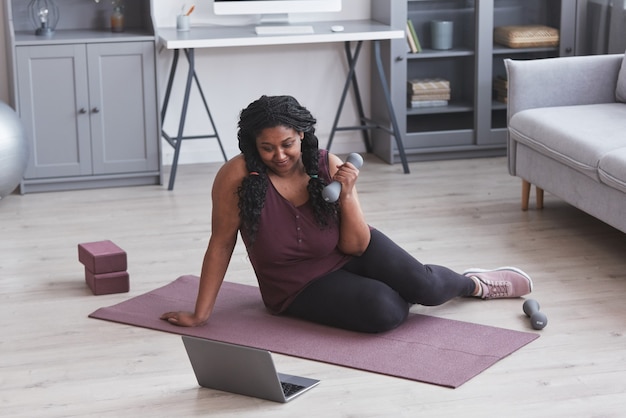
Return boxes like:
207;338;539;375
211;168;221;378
0;2;9;104
0;1;372;166
153;0;372;165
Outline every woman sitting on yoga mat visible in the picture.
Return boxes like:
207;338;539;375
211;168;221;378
160;95;533;333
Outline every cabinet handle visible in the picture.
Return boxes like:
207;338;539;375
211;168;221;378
396;56;405;62
92;107;100;113
79;108;87;114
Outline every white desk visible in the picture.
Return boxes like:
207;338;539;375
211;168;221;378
158;20;408;190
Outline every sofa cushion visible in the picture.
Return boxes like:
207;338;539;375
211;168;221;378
509;103;626;181
599;148;626;194
616;52;626;102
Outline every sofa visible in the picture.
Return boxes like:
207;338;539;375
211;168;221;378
505;53;626;234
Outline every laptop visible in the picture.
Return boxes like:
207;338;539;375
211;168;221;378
181;336;320;403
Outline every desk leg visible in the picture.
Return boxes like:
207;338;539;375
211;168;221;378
161;48;227;190
373;40;409;174
187;50;228;162
327;40;409;174
167;48;195;190
344;41;371;152
328;41;369;152
161;49;179;126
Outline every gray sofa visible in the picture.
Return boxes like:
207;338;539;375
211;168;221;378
505;53;626;234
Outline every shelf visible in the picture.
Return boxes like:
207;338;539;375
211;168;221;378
491;101;507;110
355;0;574;165
407;47;475;59
492;44;559;55
13;29;155;46
407;102;473;115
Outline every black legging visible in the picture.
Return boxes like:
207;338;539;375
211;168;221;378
285;229;476;333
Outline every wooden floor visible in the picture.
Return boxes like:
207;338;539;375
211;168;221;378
2;155;625;417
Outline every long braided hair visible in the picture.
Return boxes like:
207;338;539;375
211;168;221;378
237;95;338;244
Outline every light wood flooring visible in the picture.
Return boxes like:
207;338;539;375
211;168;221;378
2;155;625;417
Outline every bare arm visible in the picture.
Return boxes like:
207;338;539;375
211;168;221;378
328;153;371;256
161;156;246;326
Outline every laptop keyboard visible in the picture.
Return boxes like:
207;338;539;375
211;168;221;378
281;382;306;397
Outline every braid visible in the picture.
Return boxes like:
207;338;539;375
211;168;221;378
237;95;338;245
302;135;339;228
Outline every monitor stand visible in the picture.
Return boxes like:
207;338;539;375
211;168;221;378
254;13;314;36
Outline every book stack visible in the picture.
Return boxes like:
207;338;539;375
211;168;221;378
78;240;129;295
493;76;508;103
407;78;451;108
405;19;422;53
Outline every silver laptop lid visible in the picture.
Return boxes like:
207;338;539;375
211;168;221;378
181;336;319;403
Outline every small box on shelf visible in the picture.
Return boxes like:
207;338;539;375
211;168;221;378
494;25;559;49
407;78;450;108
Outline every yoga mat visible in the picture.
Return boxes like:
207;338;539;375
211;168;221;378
89;275;539;388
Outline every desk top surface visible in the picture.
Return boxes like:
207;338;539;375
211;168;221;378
158;19;403;49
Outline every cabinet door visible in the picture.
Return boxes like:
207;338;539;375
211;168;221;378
87;42;159;175
404;0;477;150
477;0;575;145
16;45;92;179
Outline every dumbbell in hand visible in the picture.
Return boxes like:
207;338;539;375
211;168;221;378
523;299;548;330
321;153;364;203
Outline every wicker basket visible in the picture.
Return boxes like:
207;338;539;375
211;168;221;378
494;25;559;48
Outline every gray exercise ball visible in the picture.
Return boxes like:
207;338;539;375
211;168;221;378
0;101;28;198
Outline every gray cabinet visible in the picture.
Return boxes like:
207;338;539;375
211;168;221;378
17;42;159;182
87;42;159;176
4;0;160;193
16;44;91;179
371;0;577;165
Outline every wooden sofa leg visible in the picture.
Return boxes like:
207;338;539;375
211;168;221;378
522;180;544;210
521;179;531;211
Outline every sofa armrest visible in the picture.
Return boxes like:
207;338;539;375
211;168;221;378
505;54;623;178
505;54;622;119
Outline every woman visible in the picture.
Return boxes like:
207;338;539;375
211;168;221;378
161;95;532;333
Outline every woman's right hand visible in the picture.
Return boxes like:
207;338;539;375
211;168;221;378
160;311;206;327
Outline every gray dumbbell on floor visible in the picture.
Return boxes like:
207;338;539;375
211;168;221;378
523;299;548;330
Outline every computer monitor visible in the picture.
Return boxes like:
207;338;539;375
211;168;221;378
214;0;342;23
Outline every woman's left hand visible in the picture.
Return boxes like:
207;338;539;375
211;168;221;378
332;159;360;200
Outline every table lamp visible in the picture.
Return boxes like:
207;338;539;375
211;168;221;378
28;0;60;36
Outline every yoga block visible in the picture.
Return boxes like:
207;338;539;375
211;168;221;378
78;240;127;274
85;268;130;295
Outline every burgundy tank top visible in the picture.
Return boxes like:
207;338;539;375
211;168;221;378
240;150;352;313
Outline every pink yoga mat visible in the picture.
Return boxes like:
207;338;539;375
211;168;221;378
89;275;538;388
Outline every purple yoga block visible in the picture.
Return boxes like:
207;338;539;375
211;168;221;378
85;268;130;295
78;240;127;274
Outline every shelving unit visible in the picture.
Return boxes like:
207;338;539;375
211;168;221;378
370;0;576;165
4;0;161;193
